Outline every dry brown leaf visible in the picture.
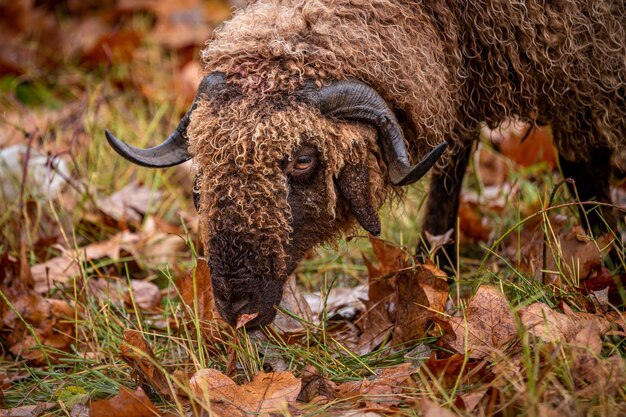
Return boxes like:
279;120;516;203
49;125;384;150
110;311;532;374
189;369;301;416
458;199;493;242
303;285;367;319
457;389;488;413
519;302;611;343
1;253;75;364
296;366;337;404
365;237;405;303
482;120;556;168
127;280;162;311
96;182;162;225
119;329;172;398
420;398;457;417
392;263;448;346
568;324;626;398
31;230;140;293
446;286;517;359
422;353;489;388
139;216;187;266
177;258;226;339
518;223;612;284
335;363;416;410
236;312;259;329
89;387;160;417
359;239;450;352
354;299;394;355
369;238;408;275
0;403;55;417
423;229;455;254
273;274;314;334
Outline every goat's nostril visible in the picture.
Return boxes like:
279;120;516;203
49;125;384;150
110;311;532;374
231;299;249;313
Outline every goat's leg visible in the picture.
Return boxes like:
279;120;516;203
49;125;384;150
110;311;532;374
418;140;473;271
558;146;618;236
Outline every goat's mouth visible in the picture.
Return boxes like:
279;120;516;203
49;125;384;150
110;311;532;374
212;283;284;328
208;233;287;328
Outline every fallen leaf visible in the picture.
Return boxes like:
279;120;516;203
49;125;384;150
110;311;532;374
95;182;162;225
178;258;216;320
119;329;172;398
127;280;161;311
457;389;488;412
68;404;89;417
423;229;455;255
236;312;259;329
177;258;226;339
482;119;556;169
518;222;612;284
303;285;367;319
139;216;187;266
31;230;140;293
446;286;517;359
392;263;448;346
0;403;55;417
89;387;160;417
458;199;493;242
335;363;416;410
421;353;489;388
420;398;457;417
296;366;337;403
365;237;405;304
1;253;75;364
354;298;394;355
189;369;301;416
272;274;314;334
519;302;611;343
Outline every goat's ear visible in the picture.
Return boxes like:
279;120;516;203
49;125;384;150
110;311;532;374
336;163;381;236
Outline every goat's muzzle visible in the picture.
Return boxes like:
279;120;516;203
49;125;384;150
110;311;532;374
208;232;286;328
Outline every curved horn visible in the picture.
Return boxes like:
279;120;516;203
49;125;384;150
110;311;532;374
105;72;227;168
297;80;448;186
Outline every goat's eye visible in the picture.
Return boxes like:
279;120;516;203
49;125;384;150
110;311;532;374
287;145;318;181
294;155;313;171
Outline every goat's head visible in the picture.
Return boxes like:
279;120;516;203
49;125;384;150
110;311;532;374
105;73;447;327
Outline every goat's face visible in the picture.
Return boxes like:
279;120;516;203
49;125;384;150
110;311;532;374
188;98;385;327
104;73;447;328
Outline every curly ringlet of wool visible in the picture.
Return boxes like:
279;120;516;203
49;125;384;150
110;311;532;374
188;94;385;267
201;0;625;167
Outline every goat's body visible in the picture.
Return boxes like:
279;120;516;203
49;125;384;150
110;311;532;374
447;0;625;163
199;0;625;265
204;0;625;163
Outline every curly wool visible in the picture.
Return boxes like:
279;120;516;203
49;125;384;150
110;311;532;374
201;0;454;154
187;93;381;265
201;0;626;166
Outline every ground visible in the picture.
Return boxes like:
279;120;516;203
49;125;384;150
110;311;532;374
0;1;625;416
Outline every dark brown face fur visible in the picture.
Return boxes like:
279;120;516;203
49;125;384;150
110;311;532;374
195;143;380;328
